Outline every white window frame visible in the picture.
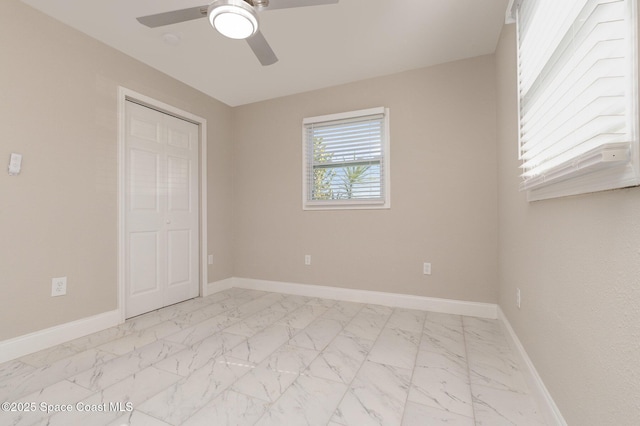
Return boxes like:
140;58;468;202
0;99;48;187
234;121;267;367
302;107;391;210
512;0;640;201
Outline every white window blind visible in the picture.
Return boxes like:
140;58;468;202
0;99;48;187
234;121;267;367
303;107;390;209
516;0;639;200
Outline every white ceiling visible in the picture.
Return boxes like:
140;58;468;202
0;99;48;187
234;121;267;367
21;0;509;107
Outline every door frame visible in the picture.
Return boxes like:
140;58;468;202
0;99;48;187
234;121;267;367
117;87;208;322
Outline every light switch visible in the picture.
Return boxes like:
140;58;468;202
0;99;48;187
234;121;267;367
8;153;22;176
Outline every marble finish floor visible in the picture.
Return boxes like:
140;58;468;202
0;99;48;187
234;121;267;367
0;288;546;425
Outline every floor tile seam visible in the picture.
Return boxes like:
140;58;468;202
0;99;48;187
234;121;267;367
403;399;477;424
0;362;40;386
144;320;210;344
135;383;223;425
460;316;479;425
182;387;265;426
226;386;274;415
221;298;302;338
361;303;393;350
164;308;258;347
124;289;235;327
228;318;310;369
468;380;530;394
464;336;511;349
117;365;191;422
290;301;366;371
148;346;199;378
164;316;243;346
227;299;289;320
326;306;396;422
94;339;188;380
288;302;368;380
274;317;326;332
248;359;308;425
66;365;179;415
467;378;531;397
67;371;109;394
170;301;235;325
11;349;120;399
164;296;230;317
70;334;131;353
67;324;144;352
295;302;371;424
18;343;83;369
124;309;195;333
465;354;521;372
18;342;114;371
398;312;427;426
208;289;269;310
468;383;547;425
286;318;345;353
411;362;472;389
18;377;95;409
317;361;361;425
42;368;177;424
264;371;348;425
319;309;359;327
256;298;352;391
463;321;532;399
124;410;172;426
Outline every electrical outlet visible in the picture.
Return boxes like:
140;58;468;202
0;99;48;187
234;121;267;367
52;277;67;297
516;288;521;309
305;255;311;266
208;255;214;265
423;262;432;275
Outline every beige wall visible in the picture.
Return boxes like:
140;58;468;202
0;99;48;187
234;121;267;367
0;0;234;340
232;56;498;303
496;24;640;425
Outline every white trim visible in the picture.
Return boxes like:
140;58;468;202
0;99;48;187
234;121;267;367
505;0;517;24
117;87;208;321
204;277;237;297
302;107;391;211
302;107;385;125
498;307;567;426
210;277;497;319
0;310;121;364
520;144;631;191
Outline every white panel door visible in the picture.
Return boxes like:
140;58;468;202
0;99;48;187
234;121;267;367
125;101;199;318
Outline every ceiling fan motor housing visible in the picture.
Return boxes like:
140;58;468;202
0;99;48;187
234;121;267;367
251;0;270;9
208;0;260;39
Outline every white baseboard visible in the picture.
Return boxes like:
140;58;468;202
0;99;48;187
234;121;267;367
0;277;496;362
498;307;566;426
0;310;122;364
204;277;236;297
208;277;497;319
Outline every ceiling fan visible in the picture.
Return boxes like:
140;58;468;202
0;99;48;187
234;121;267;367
137;0;339;66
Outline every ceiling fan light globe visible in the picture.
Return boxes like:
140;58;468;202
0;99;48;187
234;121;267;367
208;2;258;40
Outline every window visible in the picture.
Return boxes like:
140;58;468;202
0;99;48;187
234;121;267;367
514;0;639;200
303;107;390;210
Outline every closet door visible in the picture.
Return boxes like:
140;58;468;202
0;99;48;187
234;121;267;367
124;101;199;318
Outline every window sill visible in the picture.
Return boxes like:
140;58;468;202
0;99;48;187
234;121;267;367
522;143;640;201
303;200;390;211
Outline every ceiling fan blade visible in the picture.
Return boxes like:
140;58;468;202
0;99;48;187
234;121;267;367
246;31;278;66
263;0;338;11
136;6;209;28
